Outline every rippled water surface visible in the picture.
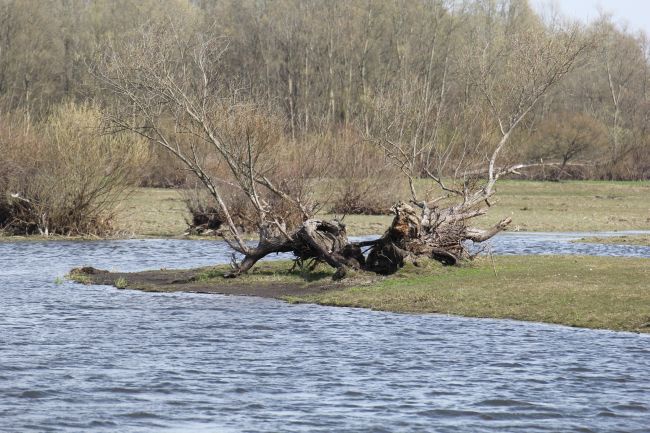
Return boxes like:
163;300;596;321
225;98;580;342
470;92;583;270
1;233;649;432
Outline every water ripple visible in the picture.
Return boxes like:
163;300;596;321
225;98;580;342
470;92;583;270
0;233;649;432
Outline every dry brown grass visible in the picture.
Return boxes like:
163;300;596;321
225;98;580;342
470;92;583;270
106;179;650;237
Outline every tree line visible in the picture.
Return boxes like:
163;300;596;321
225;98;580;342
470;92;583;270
0;0;650;179
1;0;648;181
1;0;649;239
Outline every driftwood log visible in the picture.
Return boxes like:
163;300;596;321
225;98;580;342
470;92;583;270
226;201;511;279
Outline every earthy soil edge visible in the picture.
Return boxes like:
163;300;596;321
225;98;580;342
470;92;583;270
67;265;370;299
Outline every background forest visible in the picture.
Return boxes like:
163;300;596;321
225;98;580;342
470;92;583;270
1;0;649;236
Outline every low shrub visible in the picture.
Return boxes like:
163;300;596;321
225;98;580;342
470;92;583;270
182;178;310;235
328;129;403;215
330;177;397;215
0;103;148;236
181;111;329;236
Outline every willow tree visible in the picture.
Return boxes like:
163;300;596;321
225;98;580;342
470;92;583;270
361;7;593;273
96;9;591;278
95;20;360;277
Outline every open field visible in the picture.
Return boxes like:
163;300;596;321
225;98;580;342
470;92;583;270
70;255;650;333
3;180;648;240
469;180;650;232
110;180;650;237
115;188;190;237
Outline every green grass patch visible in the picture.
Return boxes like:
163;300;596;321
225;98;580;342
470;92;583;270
290;255;650;333
69;255;650;332
67;272;92;284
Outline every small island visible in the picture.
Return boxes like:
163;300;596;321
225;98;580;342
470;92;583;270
70;252;650;334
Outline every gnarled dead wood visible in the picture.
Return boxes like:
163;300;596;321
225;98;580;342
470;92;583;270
363;201;510;274
225;219;363;280
225;202;510;279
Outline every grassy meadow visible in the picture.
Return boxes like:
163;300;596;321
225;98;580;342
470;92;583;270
112;180;650;237
115;188;190;237
287;255;650;333
470;180;650;232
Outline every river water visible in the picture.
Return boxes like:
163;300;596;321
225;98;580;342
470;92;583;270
1;232;649;432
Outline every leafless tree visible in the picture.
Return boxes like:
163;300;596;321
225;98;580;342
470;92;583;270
363;15;594;270
92;6;595;278
531;112;608;179
94;22;365;278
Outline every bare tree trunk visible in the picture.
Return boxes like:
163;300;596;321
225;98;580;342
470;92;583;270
288;74;295;141
226;219;364;280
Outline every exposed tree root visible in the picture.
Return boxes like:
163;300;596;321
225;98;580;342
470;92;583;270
226;201;511;279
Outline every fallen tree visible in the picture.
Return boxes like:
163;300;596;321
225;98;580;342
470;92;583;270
94;17;591;279
224;199;511;280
